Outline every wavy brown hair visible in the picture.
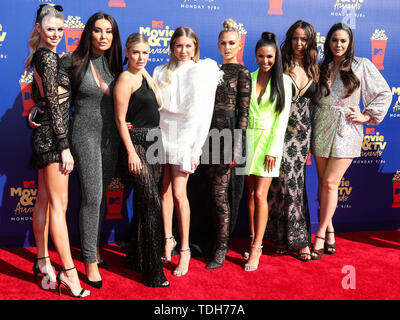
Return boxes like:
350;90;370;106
317;22;360;101
281;20;319;83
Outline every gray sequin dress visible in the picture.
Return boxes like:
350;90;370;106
62;53;120;263
311;57;391;158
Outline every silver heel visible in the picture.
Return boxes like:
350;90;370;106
173;248;191;277
161;236;177;263
244;244;263;272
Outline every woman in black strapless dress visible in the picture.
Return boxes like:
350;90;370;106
113;33;168;287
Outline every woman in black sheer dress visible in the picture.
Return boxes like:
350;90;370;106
114;33;168;287
26;4;89;297
199;19;251;269
266;20;319;261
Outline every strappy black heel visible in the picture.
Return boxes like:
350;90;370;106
33;256;56;282
56;266;90;298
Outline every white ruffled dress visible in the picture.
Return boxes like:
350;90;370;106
153;59;223;173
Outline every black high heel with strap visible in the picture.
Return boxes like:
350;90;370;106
85;264;103;289
33;256;56;282
56;266;90;298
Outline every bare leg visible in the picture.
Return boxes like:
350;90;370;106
312;157;352;258
245;176;272;271
161;164;176;260
170;165;191;276
245;175;255;253
32;169;56;282
44;163;89;297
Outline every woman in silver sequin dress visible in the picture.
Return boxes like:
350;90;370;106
310;23;391;260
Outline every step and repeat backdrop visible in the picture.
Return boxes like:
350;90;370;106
0;0;399;247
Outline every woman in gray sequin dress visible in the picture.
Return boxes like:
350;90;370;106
266;20;319;262
310;23;391;260
62;13;122;285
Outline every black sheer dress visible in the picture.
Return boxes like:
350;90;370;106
188;63;251;266
121;77;168;287
30;47;71;168
266;80;317;250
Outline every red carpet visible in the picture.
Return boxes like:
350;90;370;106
0;230;399;300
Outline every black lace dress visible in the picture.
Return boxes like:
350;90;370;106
30;47;71;168
188;63;251;258
120;77;168;287
266;81;316;250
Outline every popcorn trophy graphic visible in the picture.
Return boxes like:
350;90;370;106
64;16;85;52
106;178;124;219
19;71;34;117
371;29;388;70
236;23;247;66
392;171;400;208
108;0;126;7
268;0;283;15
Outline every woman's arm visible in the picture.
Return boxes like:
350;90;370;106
113;72;142;174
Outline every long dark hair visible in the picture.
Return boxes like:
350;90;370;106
281;20;319;82
317;22;360;100
71;12;122;95
255;31;285;114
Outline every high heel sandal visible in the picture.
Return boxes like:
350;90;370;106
244;244;263;272
161;236;177;263
243;234;254;260
33;256;56;283
56;267;90;298
311;235;325;260
324;231;336;255
173;248;191;277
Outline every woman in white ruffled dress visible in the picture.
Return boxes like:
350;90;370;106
152;26;222;276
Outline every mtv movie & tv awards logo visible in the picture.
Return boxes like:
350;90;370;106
180;0;221;11
19;71;34;117
392;171;400;208
139;21;174;63
361;127;387;157
331;0;366;19
10;180;37;222
316;31;326;61
389;86;400;118
106;178;124;219
371;29;388;70
64;16;85;52
236;23;247;65
338;177;352;207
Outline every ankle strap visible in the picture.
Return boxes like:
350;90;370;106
180;248;191;253
165;236;175;240
37;256;49;260
251;244;263;250
62;266;76;272
315;235;325;240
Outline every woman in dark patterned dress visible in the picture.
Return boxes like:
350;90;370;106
114;33;169;287
26;4;89;297
203;18;251;269
266;20;319;262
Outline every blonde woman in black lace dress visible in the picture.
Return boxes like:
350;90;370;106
201;18;251;269
26;4;89;297
266;20;319;262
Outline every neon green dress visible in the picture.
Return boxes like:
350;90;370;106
245;69;292;177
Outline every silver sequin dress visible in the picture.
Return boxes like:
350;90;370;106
311;57;391;158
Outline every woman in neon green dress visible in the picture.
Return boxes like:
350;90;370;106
244;32;293;271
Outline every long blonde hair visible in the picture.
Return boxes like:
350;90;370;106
24;4;64;74
162;26;199;86
125;33;163;109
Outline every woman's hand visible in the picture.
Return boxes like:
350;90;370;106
28;106;44;128
264;155;276;173
60;149;74;175
128;150;142;174
191;157;200;172
345;106;371;123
